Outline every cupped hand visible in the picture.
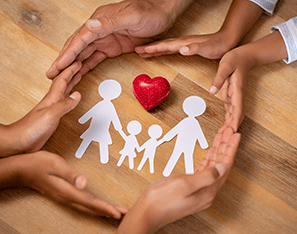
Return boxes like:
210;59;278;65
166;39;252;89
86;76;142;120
209;47;257;131
2;62;82;157
14;151;128;218
117;128;241;234
46;0;177;78
135;31;235;59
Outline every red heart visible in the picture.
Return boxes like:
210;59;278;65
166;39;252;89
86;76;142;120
133;74;170;110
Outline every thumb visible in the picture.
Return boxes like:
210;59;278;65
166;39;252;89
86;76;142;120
47;153;88;189
86;12;134;37
51;91;81;119
180;41;221;59
186;164;227;194
209;59;235;95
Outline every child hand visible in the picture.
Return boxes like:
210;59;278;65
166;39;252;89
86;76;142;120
1;62;82;157
135;32;235;59
209;47;257;131
117;128;241;233
4;151;128;218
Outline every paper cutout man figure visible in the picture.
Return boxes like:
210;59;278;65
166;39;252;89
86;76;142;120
117;120;142;169
75;80;122;164
160;96;209;177
137;124;163;174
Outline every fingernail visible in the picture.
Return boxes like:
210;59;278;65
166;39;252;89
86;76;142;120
215;163;226;177
70;92;79;100
75;176;87;189
180;46;189;54
88;19;101;28
209;86;218;94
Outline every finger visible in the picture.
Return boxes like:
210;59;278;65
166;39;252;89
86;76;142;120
80;51;107;75
115;206;130;215
137;51;175;58
196;129;223;172
46;153;87;189
85;10;137;37
216;127;237;163
145;39;185;54
185;166;223;196
48;28;98;78
207;131;224;168
196;153;211;172
48;175;122;218
221;133;241;168
209;60;235;95
48;91;81;119
65;73;82;95
51;61;82;89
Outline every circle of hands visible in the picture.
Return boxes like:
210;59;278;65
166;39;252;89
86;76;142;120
2;0;248;231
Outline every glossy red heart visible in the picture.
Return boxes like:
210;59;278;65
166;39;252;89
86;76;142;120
133;74;170;110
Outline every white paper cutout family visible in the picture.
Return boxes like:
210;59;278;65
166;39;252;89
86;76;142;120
75;80;208;177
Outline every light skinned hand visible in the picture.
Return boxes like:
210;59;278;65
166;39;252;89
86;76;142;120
0;61;83;157
117;127;241;234
46;0;186;78
0;151;128;218
135;32;235;59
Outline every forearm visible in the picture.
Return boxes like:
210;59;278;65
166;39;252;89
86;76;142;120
0;155;22;189
242;30;287;67
218;0;264;48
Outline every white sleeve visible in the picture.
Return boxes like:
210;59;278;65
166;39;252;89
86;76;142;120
271;17;297;64
249;0;278;14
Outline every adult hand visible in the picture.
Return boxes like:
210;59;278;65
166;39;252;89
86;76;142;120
0;151;128;218
1;61;82;157
46;0;193;78
117;127;241;234
135;32;235;59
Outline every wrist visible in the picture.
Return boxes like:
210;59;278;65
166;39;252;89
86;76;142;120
148;0;194;26
251;31;288;66
0;155;24;189
0;124;22;157
118;194;159;234
214;30;240;54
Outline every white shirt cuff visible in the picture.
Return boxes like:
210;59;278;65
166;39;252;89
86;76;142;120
249;0;278;14
271;17;297;64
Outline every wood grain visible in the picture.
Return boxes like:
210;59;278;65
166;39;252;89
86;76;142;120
0;0;297;233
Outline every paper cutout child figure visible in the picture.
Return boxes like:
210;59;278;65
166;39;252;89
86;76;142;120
137;124;163;174
75;80;123;164
159;96;209;177
117;120;142;169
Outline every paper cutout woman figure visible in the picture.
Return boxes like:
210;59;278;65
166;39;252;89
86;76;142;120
137;124;163;174
159;96;209;177
75;80;123;164
117;120;142;169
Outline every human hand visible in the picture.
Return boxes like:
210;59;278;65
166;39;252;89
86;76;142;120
135;31;236;59
209;47;257;131
46;0;189;78
117;128;241;234
1;62;82;157
4;151;127;218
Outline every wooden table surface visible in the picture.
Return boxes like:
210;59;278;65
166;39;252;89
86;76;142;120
1;0;297;233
